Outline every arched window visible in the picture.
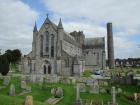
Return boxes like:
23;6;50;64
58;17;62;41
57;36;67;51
51;34;54;57
40;35;43;56
46;31;49;54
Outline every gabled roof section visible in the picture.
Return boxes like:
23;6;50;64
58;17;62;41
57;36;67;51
84;37;105;49
38;15;58;32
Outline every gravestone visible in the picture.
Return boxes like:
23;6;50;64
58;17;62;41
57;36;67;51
79;83;86;92
26;86;32;92
52;75;59;83
117;88;122;94
111;86;117;105
77;78;83;83
86;78;93;86
74;83;82;105
55;87;63;98
21;75;26;81
9;84;15;96
126;72;134;85
72;78;76;84
103;81;109;86
100;87;106;93
25;95;33;105
3;76;10;86
36;75;43;83
90;81;99;94
21;80;27;89
120;76;126;84
51;87;63;98
21;75;31;84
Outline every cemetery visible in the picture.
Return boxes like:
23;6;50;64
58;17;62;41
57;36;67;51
0;1;140;104
0;66;140;105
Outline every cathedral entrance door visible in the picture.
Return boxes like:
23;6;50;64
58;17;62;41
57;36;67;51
48;65;51;74
44;65;47;74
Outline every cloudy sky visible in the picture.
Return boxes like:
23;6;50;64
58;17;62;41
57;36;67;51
0;0;140;58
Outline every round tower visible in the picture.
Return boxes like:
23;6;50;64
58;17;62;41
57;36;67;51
107;23;115;69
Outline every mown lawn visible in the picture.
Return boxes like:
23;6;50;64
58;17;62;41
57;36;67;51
0;77;76;105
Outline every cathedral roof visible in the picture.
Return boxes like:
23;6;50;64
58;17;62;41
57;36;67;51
38;15;58;33
38;15;80;47
84;37;105;49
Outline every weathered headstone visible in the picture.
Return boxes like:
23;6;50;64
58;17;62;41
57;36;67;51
21;75;26;81
9;84;15;96
90;81;99;94
117;88;122;94
51;87;63;98
26;86;32;92
25;95;33;105
21;80;27;89
100;88;106;93
3;76;10;86
55;87;63;98
104;81;109;86
86;78;93;86
126;72;134;85
134;93;140;102
79;83;86;92
72;78;76;84
74;83;82;105
36;75;43;83
76;84;80;100
111;86;117;105
120;76;126;84
52;75;59;83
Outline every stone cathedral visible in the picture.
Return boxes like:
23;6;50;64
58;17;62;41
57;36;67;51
20;16;106;76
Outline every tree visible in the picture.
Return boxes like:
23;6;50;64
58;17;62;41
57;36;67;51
0;55;9;75
11;49;21;63
0;49;22;75
4;49;21;63
4;49;12;63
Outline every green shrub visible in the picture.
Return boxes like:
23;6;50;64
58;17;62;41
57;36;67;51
83;70;93;77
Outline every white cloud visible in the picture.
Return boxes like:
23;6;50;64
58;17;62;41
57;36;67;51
43;0;140;58
0;0;38;54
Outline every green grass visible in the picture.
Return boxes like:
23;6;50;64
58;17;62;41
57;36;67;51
0;76;140;105
81;85;140;105
82;70;93;77
0;77;76;105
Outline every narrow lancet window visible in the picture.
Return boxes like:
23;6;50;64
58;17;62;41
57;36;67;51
51;34;54;57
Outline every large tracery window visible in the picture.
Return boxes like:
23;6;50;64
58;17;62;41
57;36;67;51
51;34;54;57
40;35;43;57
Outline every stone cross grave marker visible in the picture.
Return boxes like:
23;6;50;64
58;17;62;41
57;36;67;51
111;86;117;105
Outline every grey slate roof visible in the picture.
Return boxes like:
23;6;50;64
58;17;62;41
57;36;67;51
84;37;105;49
